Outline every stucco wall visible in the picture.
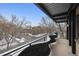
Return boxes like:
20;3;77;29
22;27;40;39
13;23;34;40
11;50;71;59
76;6;79;39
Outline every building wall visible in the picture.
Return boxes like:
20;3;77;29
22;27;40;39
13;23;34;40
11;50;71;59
76;6;79;40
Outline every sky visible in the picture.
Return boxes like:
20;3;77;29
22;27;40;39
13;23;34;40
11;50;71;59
0;3;47;26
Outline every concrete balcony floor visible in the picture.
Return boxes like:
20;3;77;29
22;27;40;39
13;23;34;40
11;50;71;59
49;39;75;56
76;41;79;56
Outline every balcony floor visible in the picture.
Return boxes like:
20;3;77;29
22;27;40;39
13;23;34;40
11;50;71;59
76;41;79;56
49;39;75;56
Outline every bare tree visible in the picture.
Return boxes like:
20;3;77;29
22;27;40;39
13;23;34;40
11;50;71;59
39;16;67;39
0;14;32;50
39;17;56;33
56;23;66;39
0;15;20;49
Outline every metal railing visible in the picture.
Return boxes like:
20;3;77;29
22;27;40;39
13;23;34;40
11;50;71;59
0;33;48;56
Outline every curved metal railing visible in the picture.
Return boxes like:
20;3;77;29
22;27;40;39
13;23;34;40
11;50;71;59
0;33;49;56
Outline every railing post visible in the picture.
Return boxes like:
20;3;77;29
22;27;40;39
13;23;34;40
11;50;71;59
29;43;32;46
44;36;46;41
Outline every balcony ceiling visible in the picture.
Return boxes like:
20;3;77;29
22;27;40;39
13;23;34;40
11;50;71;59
39;3;70;15
35;3;72;23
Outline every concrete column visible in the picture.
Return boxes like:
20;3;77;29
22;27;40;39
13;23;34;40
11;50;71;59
68;15;72;46
71;9;76;54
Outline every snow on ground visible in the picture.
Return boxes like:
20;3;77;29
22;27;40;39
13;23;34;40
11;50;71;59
31;35;50;45
28;33;47;37
15;38;25;43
